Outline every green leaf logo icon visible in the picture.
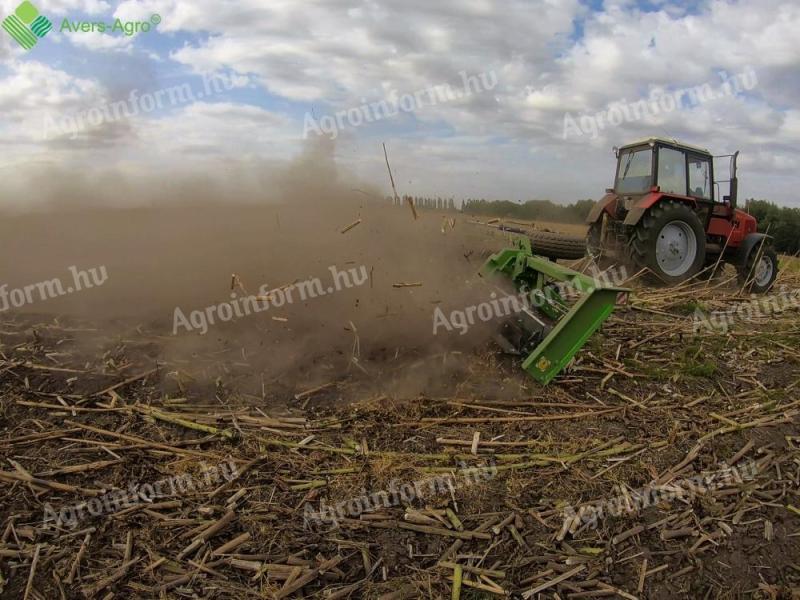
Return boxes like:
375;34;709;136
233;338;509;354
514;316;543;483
2;2;52;50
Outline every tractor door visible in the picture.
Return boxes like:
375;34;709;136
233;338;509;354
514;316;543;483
655;146;688;196
712;152;740;214
687;154;713;203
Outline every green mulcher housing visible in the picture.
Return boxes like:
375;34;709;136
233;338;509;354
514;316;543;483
481;235;628;385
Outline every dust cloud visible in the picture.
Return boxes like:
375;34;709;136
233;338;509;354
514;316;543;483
0;139;510;394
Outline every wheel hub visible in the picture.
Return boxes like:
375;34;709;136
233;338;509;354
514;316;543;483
655;221;697;277
754;255;774;287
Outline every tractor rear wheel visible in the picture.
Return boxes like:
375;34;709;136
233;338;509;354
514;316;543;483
528;231;586;260
630;200;706;285
738;245;778;293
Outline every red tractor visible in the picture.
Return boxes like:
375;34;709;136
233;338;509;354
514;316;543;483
585;137;778;293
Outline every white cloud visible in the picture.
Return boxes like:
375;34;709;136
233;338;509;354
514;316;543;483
115;0;580;104
63;29;134;50
0;60;106;142
1;0;799;204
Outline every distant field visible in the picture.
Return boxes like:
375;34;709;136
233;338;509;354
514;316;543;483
781;254;800;273
524;219;587;236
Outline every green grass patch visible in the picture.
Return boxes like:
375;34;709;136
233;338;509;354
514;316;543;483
672;299;709;315
779;254;800;273
678;342;719;378
685;362;717;377
624;359;671;381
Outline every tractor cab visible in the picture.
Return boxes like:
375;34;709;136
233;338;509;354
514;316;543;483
614;138;732;208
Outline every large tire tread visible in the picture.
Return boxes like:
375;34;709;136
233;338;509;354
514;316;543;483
528;231;586;260
628;200;706;285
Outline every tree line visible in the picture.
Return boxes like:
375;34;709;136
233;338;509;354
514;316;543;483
386;196;594;222
388;196;458;211
747;200;800;255
461;198;596;223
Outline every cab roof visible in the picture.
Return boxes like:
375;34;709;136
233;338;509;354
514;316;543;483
619;137;711;155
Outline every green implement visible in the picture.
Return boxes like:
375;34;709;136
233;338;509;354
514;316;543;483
481;236;629;385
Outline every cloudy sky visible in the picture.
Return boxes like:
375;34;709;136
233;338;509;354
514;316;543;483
1;0;798;207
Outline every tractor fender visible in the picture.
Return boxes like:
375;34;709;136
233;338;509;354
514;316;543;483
622;193;700;226
622;192;664;226
736;233;772;267
585;193;617;225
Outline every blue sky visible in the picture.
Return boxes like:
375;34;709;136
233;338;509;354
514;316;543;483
0;0;798;207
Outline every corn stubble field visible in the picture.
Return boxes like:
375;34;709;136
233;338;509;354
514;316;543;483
0;205;799;600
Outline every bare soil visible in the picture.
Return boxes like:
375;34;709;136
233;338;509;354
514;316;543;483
0;205;798;599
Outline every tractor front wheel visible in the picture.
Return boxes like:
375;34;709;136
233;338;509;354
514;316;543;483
630;200;707;285
738;245;778;293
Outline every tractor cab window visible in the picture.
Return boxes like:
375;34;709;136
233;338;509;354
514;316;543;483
615;148;652;194
688;156;711;200
657;147;687;195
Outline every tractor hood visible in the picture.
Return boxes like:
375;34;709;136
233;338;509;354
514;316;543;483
734;208;758;235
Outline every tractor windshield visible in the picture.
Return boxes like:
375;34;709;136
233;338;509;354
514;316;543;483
615;147;652;194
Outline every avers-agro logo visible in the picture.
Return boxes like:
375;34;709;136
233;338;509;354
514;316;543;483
2;1;52;50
